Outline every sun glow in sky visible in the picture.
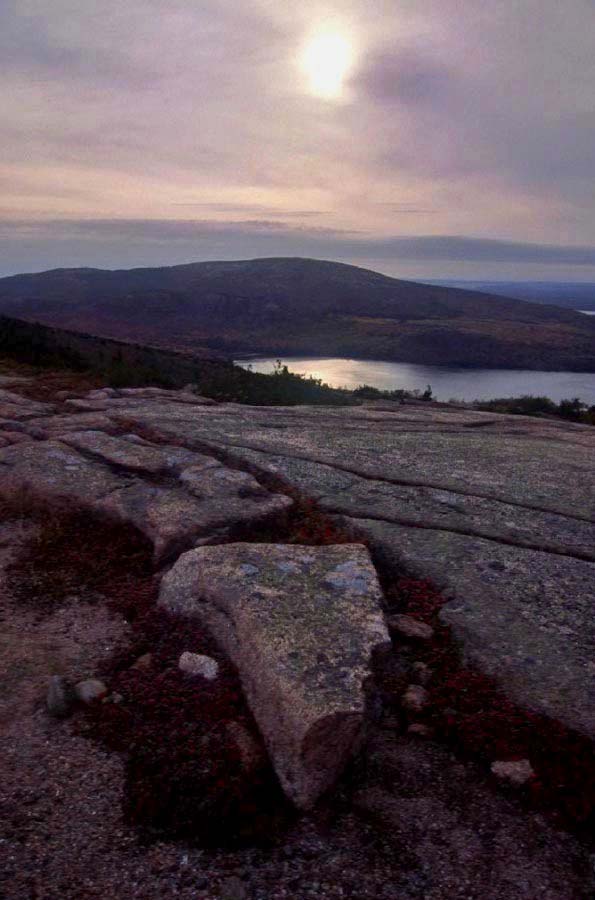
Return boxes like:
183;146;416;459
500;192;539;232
301;29;354;99
3;1;595;280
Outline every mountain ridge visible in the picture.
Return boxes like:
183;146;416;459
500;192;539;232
1;257;594;371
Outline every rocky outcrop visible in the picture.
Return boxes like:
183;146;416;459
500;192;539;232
159;542;389;808
1;380;594;781
0;399;292;562
94;393;594;741
0;388;53;421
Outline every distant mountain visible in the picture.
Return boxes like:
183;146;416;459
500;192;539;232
1;257;594;371
427;280;595;312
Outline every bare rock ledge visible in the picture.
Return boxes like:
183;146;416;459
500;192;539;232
158;542;389;808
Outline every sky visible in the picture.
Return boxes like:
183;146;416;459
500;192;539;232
2;0;595;280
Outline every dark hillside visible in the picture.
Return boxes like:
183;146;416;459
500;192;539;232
1;258;594;370
0;314;353;405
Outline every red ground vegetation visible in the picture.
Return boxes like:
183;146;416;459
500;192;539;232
3;500;155;616
386;575;595;840
5;493;594;846
81;607;291;845
3;500;291;844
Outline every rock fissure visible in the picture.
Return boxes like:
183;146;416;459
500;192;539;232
175;435;595;525
325;505;595;563
1;379;594;893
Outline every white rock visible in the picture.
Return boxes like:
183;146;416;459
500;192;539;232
491;758;535;786
178;652;219;680
74;678;108;704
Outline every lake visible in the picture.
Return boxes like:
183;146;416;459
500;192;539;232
236;356;595;404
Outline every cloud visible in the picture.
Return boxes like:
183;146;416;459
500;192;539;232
171;203;327;218
350;2;595;200
1;0;595;278
3;217;595;266
354;48;453;106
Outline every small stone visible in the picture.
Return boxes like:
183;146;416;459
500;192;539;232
47;675;74;718
87;388;117;399
103;692;124;704
387;614;434;641
178;652;219;680
74;678;108;704
491;758;535;786
411;661;432;685
407;723;434;738
401;684;429;713
131;652;153;671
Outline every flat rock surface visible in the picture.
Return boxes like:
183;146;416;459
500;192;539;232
60;430;208;475
1;378;594;897
159;542;389;808
358;519;595;737
91;394;595;738
0;422;291;563
1;383;593;737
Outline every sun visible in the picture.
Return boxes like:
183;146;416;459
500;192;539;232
301;29;354;100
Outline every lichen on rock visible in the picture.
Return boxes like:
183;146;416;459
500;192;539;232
158;542;389;808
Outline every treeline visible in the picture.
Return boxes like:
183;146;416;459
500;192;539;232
477;395;595;425
1;315;592;420
0;315;352;406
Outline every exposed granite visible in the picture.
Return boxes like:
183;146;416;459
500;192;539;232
93;394;595;738
159;542;388;808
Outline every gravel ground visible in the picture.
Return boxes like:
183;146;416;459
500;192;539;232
0;517;592;900
0;519;405;900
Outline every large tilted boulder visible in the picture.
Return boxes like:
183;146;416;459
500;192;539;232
158;542;389;808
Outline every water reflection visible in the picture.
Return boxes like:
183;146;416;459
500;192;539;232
236;357;595;404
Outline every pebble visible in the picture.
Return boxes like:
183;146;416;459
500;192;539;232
178;651;219;680
401;684;429;713
387;614;434;641
74;678;108;704
87;388;117;399
103;692;124;705
46;675;74;718
130;652;153;671
491;758;535;786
